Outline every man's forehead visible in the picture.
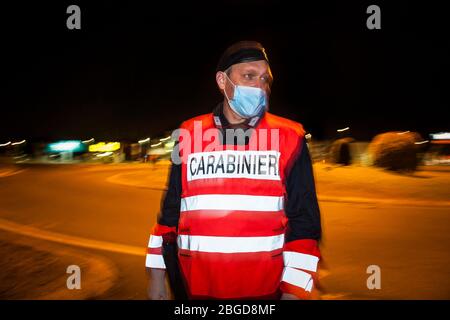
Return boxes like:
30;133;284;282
232;60;272;74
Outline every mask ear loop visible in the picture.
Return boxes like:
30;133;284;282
222;72;235;103
222;72;246;119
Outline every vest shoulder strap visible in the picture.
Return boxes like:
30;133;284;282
263;112;306;138
180;113;214;132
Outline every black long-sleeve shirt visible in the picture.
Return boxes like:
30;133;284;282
157;105;321;243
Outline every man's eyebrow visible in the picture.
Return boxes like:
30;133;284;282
240;68;271;76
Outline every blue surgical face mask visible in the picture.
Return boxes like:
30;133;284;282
223;73;268;119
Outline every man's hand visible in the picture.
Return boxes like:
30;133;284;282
147;268;169;300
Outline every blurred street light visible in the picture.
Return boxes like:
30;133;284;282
11;140;26;146
0;141;11;147
430;132;450;140
96;151;113;158
88;142;121;152
82;138;95;144
47;141;85;153
337;127;350;133
138;137;150;144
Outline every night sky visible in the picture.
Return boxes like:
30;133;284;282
2;1;449;142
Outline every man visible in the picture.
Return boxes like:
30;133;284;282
146;41;322;300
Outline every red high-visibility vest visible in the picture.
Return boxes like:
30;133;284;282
146;112;321;299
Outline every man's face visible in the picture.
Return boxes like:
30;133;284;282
217;60;273;100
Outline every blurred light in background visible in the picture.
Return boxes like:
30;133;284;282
95;151;113;158
82;138;95;144
164;140;175;153
88;142;121;153
138;137;150;144
11;140;26;146
430;132;450;140
46;140;86;153
0;141;12;147
164;141;175;148
337;127;350;133
159;136;171;142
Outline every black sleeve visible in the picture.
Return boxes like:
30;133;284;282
157;161;182;228
284;137;322;242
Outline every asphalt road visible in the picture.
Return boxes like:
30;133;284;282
0;164;448;299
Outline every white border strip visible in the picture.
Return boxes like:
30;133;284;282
305;279;313;292
281;266;312;290
148;235;163;248
145;254;166;269
177;234;284;253
283;251;319;272
181;194;284;212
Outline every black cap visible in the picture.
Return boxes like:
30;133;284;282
216;41;269;72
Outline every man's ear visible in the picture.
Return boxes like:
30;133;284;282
216;71;226;91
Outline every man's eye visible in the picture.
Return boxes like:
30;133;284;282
244;74;254;80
